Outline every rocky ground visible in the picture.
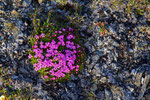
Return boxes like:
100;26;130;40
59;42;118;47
0;0;150;100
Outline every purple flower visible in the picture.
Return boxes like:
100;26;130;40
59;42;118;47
40;41;44;45
61;41;65;46
67;34;75;40
33;63;37;67
77;44;80;48
71;46;76;49
51;40;56;44
68;27;73;31
35;35;39;39
44;75;48;79
70;66;75;70
35;41;38;45
40;45;44;48
40;33;45;38
54;50;58;54
33;45;38;48
55;31;57;33
57;35;64;41
51;77;55;80
62;28;66;32
75;68;79;71
45;42;50;47
58;31;62;34
60;73;65;77
46;53;51;57
73;50;77;53
28;54;32;59
30;27;85;81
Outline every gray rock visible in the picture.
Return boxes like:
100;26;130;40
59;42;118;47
66;90;78;100
19;67;29;75
17;38;24;45
92;64;101;77
1;42;6;51
96;90;105;99
100;77;107;83
91;84;97;91
96;50;103;56
0;2;4;9
112;41;120;47
0;36;4;41
138;64;150;100
92;55;99;63
144;94;150;100
70;74;78;81
61;94;70;100
67;82;76;88
129;48;133;53
118;24;126;33
105;88;112;100
121;17;128;23
50;0;56;6
81;25;87;31
108;25;116;34
80;78;87;88
22;0;31;7
0;78;3;86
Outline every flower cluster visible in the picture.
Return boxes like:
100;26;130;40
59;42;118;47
29;27;85;81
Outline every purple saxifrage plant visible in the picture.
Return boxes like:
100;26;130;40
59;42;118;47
29;27;86;81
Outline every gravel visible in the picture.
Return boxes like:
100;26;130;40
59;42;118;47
0;0;150;99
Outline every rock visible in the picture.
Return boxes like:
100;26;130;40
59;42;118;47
61;94;70;100
133;65;147;87
0;78;3;86
105;88;112;100
118;24;126;33
100;77;107;83
96;50;103;56
95;90;105;99
92;64;101;77
144;94;150;100
19;67;29;75
66;90;78;100
67;82;76;88
92;55;99;63
22;0;31;7
81;25;87;31
108;25;116;34
70;74;78;81
91;84;97;91
127;86;134;93
1;42;6;51
11;75;19;80
51;1;56;6
0;2;4;9
96;39;103;47
128;48;133;53
138;64;150;100
80;78;87;88
0;35;4;41
112;40;120;47
17;38;24;45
